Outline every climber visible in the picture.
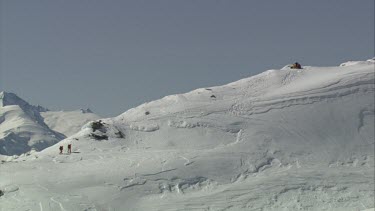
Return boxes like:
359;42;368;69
67;144;72;154
59;146;63;154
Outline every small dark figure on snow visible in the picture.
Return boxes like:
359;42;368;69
291;62;302;69
67;144;72;154
59;146;63;154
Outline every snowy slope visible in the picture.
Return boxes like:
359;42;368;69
0;92;100;155
41;109;100;137
0;60;374;210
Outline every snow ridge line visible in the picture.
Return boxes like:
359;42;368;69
231;83;374;116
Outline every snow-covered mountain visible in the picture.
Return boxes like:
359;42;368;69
0;92;65;155
0;92;100;155
0;60;374;210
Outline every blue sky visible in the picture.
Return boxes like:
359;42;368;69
1;0;373;117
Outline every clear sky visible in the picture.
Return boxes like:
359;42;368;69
0;0;374;117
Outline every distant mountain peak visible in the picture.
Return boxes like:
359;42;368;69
0;91;48;112
0;91;28;108
80;108;93;113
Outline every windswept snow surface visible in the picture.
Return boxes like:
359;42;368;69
1;60;374;210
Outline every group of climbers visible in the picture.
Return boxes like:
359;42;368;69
59;144;72;154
